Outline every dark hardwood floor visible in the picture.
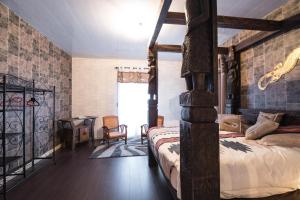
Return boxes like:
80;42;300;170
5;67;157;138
6;144;300;200
7;145;173;200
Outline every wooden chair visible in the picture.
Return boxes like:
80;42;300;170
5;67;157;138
140;115;164;144
102;115;127;146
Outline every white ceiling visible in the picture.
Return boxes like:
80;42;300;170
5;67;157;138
1;0;288;60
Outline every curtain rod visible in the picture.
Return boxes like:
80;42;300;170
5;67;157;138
115;66;150;70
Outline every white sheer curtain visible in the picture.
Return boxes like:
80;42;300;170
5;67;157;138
117;83;148;138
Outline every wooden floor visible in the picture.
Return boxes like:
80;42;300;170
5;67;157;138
6;144;300;200
7;144;173;200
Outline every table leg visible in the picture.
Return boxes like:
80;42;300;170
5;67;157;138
72;129;76;151
88;118;96;148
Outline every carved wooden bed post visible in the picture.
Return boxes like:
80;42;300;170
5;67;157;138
148;46;158;167
219;54;228;114
225;46;240;114
180;0;220;199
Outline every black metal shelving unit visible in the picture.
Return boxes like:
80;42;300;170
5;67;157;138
0;74;56;200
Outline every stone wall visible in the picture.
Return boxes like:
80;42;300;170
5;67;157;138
0;2;71;169
222;0;300;110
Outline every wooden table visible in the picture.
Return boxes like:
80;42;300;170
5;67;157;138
58;116;97;150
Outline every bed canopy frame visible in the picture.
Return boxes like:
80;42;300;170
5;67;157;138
147;0;300;200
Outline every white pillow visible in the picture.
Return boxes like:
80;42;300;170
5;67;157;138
245;118;279;140
257;112;284;123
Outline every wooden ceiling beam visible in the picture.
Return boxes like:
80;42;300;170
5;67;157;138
148;0;172;49
282;13;300;30
153;9;300;53
157;44;181;53
236;13;300;52
165;12;186;25
218;47;229;55
165;12;300;30
156;44;229;55
217;16;282;31
165;12;282;31
235;31;277;52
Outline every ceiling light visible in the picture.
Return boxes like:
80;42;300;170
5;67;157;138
101;1;156;41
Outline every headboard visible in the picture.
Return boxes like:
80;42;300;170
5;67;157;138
239;108;300;126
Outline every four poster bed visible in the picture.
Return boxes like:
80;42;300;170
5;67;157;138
146;0;300;200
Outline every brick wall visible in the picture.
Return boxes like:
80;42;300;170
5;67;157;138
0;2;71;168
222;0;300;110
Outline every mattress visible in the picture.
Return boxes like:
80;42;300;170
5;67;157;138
148;126;300;199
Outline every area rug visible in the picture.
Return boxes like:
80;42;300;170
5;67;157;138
89;137;148;159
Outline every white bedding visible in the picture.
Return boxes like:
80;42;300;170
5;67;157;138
148;126;300;199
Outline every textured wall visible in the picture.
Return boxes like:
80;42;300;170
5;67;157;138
158;60;185;124
72;57;119;139
0;2;71;168
222;0;300;111
72;57;184;138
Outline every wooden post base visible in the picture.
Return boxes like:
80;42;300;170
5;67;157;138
148;143;158;168
180;90;220;200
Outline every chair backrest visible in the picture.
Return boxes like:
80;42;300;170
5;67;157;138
157;115;164;127
103;115;119;129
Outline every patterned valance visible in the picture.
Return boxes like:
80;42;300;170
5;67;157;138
117;72;149;83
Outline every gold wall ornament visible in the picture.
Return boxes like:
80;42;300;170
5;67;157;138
258;47;300;90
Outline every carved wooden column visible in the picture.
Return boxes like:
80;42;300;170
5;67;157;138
225;46;240;114
219;54;228;114
180;0;220;199
148;47;158;167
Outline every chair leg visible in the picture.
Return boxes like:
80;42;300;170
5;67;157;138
125;137;127;145
141;136;143;144
107;139;110;147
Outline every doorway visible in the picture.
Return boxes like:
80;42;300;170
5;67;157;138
117;83;148;138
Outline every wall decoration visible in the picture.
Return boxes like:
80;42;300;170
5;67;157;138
222;0;300;110
0;2;72;170
258;47;300;90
